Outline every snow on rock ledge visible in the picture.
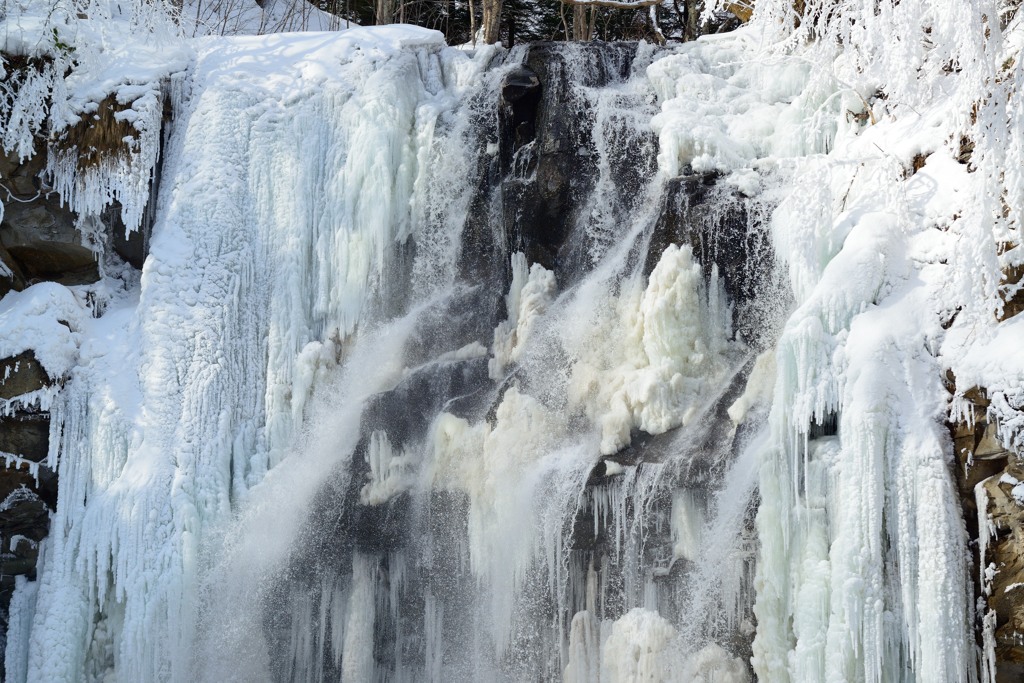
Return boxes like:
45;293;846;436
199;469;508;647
0;284;85;388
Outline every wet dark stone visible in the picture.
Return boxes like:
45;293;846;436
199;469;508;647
503;42;640;275
501;65;541;105
459;41;656;286
0;411;49;463
402;285;501;370
651;174;783;349
0;487;49;543
0;149;96;286
0;107;165;287
3;233;98;286
285;356;494;577
0;351;52;400
360;356;491;449
103;204;149;270
501;66;542;161
0;465;57;513
0;245;26;298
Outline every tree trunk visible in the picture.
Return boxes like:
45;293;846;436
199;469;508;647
572;3;593;40
482;0;502;44
684;0;699;41
375;0;397;24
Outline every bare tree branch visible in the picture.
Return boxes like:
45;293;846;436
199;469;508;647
560;0;660;10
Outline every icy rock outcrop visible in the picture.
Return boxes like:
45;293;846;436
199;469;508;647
0;153;98;289
650;173;779;346
0;353;50;401
950;382;1024;682
999;259;1024;322
979;461;1024;682
462;41;657;280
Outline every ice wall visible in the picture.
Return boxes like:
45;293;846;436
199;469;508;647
4;1;1008;680
0;26;779;682
705;0;1017;680
3;26;500;683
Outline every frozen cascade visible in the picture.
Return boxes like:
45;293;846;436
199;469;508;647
0;29;781;681
194;39;779;682
7;27;499;683
2;9;993;683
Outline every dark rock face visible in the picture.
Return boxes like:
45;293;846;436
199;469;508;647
0;351;51;400
295;355;492;566
0;477;55;673
1000;259;1024;322
0;356;56;671
0;153;98;288
0;349;55;621
103;203;149;270
651;174;783;349
504;42;651;277
459;42;655;287
0;412;49;463
0;127;162;293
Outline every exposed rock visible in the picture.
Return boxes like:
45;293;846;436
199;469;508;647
0;460;54;501
0;467;57;594
652;173;782;349
0;411;49;463
948;381;1024;682
0;152;99;286
50;93;140;172
0;244;27;298
0;486;51;542
0;128;161;288
460;42;651;284
949;386;1011;524
1000;260;1024;322
982;462;1024;682
104;203;149;269
500;66;541;106
0;351;51;400
500;65;542;163
0;472;56;606
512;42;646;277
1;207;98;286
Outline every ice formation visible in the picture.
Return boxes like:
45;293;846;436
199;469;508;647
489;252;557;379
3;0;1024;680
2;17;497;683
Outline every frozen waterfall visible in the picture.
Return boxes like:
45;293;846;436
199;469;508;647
0;12;988;683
